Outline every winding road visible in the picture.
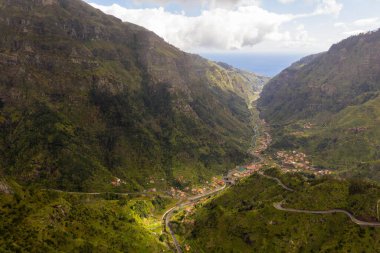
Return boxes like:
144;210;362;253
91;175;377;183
273;202;380;227
162;184;227;253
258;172;380;227
258;172;294;192
45;107;380;253
162;205;183;253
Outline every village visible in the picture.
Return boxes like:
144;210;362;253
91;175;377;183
275;150;332;176
163;123;336;252
109;121;331;201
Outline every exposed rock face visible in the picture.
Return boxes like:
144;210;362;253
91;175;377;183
0;0;268;191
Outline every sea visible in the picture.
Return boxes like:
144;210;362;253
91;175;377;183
200;53;307;77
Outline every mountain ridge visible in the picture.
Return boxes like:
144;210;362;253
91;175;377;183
258;28;380;180
0;0;268;191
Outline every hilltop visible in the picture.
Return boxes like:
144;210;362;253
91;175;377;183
258;29;380;180
0;0;268;191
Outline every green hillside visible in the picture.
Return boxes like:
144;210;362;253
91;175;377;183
0;181;171;252
175;171;380;252
258;29;380;180
0;0;268;191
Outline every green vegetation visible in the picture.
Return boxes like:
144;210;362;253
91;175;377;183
0;182;172;252
268;94;380;180
259;29;380;182
0;0;267;191
175;171;380;252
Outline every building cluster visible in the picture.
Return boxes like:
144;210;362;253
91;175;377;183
223;163;264;185
167;176;226;198
211;177;225;187
276;150;332;176
169;187;187;198
276;150;311;170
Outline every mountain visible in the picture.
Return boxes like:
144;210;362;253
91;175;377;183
258;29;380;180
0;0;268;191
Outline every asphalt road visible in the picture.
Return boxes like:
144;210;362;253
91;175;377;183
258;172;294;192
162;184;227;253
258;172;380;227
273;202;380;227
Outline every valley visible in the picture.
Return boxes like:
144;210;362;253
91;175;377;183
0;0;380;252
166;104;380;252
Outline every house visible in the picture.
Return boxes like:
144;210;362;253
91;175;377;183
223;176;235;185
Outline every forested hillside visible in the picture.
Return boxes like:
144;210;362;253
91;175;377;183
0;0;268;191
258;29;380;180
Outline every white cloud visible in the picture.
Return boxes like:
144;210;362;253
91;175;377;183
313;0;343;16
135;0;261;9
334;17;379;37
343;29;366;36
334;22;346;28
277;0;296;4
88;0;343;52
353;17;379;27
90;3;296;50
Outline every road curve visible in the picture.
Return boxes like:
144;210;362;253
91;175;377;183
258;173;294;192
273;202;380;227
162;184;227;253
162;206;183;253
260;174;380;227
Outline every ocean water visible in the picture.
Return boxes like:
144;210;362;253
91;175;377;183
200;53;307;77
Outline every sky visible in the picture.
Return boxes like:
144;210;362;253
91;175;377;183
85;0;380;54
84;0;380;76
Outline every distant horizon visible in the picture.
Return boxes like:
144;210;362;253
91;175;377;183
89;0;380;55
201;52;308;77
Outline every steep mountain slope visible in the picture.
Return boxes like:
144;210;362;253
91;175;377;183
258;29;380;179
0;0;268;191
259;30;380;123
